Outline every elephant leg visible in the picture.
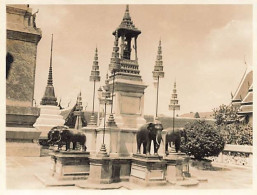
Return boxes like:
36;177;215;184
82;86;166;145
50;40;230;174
137;142;141;154
73;142;76;150
66;142;70;151
165;142;169;154
175;140;180;153
58;142;61;150
146;140;151;155
153;140;158;155
143;142;147;154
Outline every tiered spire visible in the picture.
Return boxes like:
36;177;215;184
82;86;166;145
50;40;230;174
89;47;101;126
109;31;121;73
75;91;83;111
153;40;164;80
169;81;180;111
74;91;84;130
118;5;140;33
90;47;101;82
40;34;58;106
103;73;111;95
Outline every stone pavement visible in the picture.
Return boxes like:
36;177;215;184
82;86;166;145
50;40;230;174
6;156;252;190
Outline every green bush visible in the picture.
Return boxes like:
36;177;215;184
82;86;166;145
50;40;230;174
181;120;225;160
220;124;253;145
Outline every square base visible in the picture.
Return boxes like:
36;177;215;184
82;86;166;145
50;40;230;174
130;154;167;186
87;156;112;184
164;152;191;182
51;150;90;180
111;157;132;182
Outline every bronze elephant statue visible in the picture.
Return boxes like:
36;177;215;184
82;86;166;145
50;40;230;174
165;128;187;153
136;122;163;155
47;126;68;148
47;126;86;151
57;129;87;151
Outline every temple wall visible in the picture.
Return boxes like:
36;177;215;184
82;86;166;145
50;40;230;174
6;39;38;106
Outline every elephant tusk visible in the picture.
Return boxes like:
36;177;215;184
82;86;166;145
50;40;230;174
156;137;160;146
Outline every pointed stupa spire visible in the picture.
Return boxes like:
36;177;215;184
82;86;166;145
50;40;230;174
117;4;140;33
109;30;121;73
47;34;53;85
40;34;58;106
123;5;131;21
75;91;83;111
152;39;164;80
74;91;84;130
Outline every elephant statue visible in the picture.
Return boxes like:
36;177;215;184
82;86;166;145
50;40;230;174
56;128;87;151
165;128;187;154
47;126;68;147
136;122;163;155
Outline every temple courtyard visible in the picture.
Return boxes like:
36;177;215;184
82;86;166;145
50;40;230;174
6;156;252;190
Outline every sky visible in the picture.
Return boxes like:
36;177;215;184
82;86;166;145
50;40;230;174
31;4;252;117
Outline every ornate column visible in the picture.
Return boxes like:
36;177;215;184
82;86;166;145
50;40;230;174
107;31;121;127
152;40;164;121
88;48;101;126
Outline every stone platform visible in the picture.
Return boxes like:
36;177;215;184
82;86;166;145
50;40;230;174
6;127;41;157
7;156;252;189
130;154;166;186
164;152;191;182
50;150;90;180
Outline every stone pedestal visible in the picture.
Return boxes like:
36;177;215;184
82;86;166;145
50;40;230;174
164;152;191;183
81;126;97;154
33;105;65;139
87;156;113;184
6;127;41;156
111;157;132;182
130;154;166;186
50;150;90;180
96;126;138;157
111;77;147;130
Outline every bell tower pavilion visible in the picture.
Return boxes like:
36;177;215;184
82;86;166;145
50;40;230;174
107;5;147;130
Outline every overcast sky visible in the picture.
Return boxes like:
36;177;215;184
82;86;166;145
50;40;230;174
31;4;252;116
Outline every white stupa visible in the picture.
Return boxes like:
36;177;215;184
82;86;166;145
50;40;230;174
33;34;65;139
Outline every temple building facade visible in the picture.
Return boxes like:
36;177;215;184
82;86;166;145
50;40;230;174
231;65;253;124
6;5;42;156
6;5;42;127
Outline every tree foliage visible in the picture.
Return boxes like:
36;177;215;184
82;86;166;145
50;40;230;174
181;120;225;160
213;104;239;125
213;104;252;146
220;124;253;145
194;112;200;118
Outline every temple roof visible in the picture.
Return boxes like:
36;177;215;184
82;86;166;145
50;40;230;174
113;5;141;37
232;65;252;103
238;84;253;114
64;92;87;128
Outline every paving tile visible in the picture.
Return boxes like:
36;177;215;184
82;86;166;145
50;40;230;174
6;156;252;190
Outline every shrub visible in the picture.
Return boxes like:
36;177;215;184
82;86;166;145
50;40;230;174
194;112;200;118
220;124;253;145
181;120;225;160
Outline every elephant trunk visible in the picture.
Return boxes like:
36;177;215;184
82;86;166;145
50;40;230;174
56;135;61;143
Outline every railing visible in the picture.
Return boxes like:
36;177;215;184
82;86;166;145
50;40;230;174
208;144;252;167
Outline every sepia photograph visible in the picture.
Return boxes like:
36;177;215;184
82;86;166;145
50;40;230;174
4;2;254;192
